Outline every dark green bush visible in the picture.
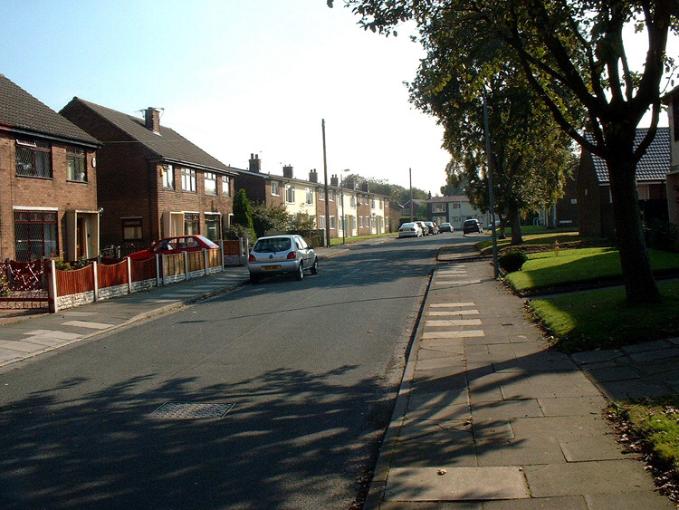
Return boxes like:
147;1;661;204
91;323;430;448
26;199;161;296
499;251;527;273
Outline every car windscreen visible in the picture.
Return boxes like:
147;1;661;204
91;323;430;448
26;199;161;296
254;238;292;253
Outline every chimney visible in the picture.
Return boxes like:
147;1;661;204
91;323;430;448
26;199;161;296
330;174;338;187
249;153;261;173
144;107;161;134
309;169;318;183
283;164;294;178
361;181;369;192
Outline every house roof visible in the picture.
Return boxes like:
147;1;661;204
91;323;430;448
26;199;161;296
588;127;670;184
0;74;99;146
67;98;232;173
427;195;469;203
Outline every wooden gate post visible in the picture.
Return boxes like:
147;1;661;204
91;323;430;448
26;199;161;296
203;249;209;276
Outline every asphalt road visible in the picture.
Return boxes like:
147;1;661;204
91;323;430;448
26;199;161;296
0;232;469;510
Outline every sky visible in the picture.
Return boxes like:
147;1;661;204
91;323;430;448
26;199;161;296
1;0;677;196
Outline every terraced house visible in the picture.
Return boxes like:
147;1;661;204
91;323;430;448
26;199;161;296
61;99;236;252
0;75;101;262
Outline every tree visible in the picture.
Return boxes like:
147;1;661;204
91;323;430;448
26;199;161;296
252;203;290;237
233;189;255;240
331;0;678;303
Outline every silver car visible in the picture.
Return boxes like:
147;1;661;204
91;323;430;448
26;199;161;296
398;222;423;238
248;234;318;282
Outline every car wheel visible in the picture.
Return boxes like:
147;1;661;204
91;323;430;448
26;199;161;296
311;257;318;275
296;263;304;281
249;273;260;284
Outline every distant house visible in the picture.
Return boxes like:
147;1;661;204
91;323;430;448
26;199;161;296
663;87;679;226
577;127;669;238
426;196;490;230
0;75;100;262
233;156;389;239
61;99;237;251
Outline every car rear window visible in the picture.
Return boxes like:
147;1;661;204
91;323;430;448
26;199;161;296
254;237;292;252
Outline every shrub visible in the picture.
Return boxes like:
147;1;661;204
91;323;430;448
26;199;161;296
499;251;527;273
645;220;678;251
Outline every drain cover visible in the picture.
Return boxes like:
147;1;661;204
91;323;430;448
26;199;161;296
150;402;235;419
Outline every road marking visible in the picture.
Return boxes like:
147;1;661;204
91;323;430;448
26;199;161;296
434;279;481;285
430;302;475;308
428;310;479;316
422;330;485;339
61;321;113;330
426;319;482;327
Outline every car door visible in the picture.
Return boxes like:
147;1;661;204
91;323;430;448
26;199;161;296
295;236;310;267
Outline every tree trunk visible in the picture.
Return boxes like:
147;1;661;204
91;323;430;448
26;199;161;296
509;205;523;245
606;138;660;304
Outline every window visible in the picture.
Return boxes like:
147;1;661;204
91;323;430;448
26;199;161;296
285;185;295;203
181;168;196;192
15;139;51;178
359;216;364;228
305;188;313;205
14;210;58;261
161;164;174;189
371;198;375;208
221;175;231;196
67;147;87;182
271;181;279;196
329;216;336;229
350;195;355;207
204;172;216;195
432;203;446;213
329;190;336;202
452;202;461;209
122;218;143;241
184;213;200;234
204;214;221;241
318;215;326;229
674;98;679;142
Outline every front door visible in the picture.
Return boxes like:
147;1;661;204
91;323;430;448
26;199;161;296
76;216;86;259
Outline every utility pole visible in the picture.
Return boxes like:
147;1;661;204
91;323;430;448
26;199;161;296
409;167;414;221
483;93;499;279
322;119;330;247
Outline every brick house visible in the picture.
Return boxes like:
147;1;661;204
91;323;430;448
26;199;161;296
426;196;490;230
663;87;679;226
0;75;100;262
61;99;236;251
578;128;669;238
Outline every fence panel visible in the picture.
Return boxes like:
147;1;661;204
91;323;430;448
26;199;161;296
207;249;221;268
97;260;128;289
223;240;241;256
0;260;48;308
56;264;94;296
163;253;185;278
187;251;203;272
131;257;156;282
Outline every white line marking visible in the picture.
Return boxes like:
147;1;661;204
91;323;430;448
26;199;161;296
426;319;483;326
428;310;479;316
422;330;485;339
430;302;475;308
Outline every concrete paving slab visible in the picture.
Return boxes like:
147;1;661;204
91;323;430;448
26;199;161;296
428;310;480;316
510;415;611;442
524;461;656;497
571;350;624;365
537;396;607;417
583;492;675;509
404;403;471;423
381;502;482;509
419;338;466;350
559;436;627;462
417;349;467;361
501;373;601;399
598;380;671;400
430;302;476;308
24;329;82;340
61;320;113;330
583;366;641;382
408;390;470;410
482;495;588;509
385;467;530;501
628;348;679;363
391;430;478;467
621;340;672;353
422;330;485;340
0;340;46;353
417;357;468;371
471;399;543;421
472;420;514;442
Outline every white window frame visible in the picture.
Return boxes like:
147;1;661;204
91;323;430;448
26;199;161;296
181;167;196;192
305;187;313;205
162;164;174;190
285;185;295;203
271;181;279;196
221;175;231;196
204;171;217;195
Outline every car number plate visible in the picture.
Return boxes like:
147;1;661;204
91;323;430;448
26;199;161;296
263;265;282;271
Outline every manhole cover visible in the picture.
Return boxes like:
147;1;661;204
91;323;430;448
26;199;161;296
150;402;235;419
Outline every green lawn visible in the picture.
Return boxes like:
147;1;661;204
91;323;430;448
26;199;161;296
530;280;679;351
614;397;679;473
476;230;583;253
507;247;679;292
329;232;397;246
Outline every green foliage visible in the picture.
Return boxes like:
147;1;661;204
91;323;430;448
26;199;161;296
623;398;679;472
252;203;290;237
645;220;679;252
345;173;429;205
288;213;317;237
233;189;254;230
498;251;527;273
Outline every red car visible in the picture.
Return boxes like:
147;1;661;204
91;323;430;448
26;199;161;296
128;235;219;261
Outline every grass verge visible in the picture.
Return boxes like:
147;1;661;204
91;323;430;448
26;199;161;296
507;247;679;293
476;230;585;254
329;232;397;246
610;398;679;501
529;279;679;352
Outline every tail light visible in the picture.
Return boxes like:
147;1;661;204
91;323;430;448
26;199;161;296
287;251;297;260
248;254;255;263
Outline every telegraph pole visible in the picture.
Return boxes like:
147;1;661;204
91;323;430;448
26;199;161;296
483;94;499;279
322;119;330;247
409;167;414;221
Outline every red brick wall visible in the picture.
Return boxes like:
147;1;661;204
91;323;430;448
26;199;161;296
0;132;98;259
316;189;339;238
357;194;371;236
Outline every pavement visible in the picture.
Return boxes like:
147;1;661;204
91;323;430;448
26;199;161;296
0;245;349;372
365;254;673;509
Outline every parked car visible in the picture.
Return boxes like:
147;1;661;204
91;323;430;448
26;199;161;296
248;234;317;282
423;221;439;235
128;235;219;261
439;222;454;233
462;219;483;234
398;222;423;238
415;221;429;235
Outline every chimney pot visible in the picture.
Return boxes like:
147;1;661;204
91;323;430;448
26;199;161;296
283;165;294;178
249;153;261;173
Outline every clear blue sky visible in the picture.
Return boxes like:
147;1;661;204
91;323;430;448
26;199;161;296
2;0;676;195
